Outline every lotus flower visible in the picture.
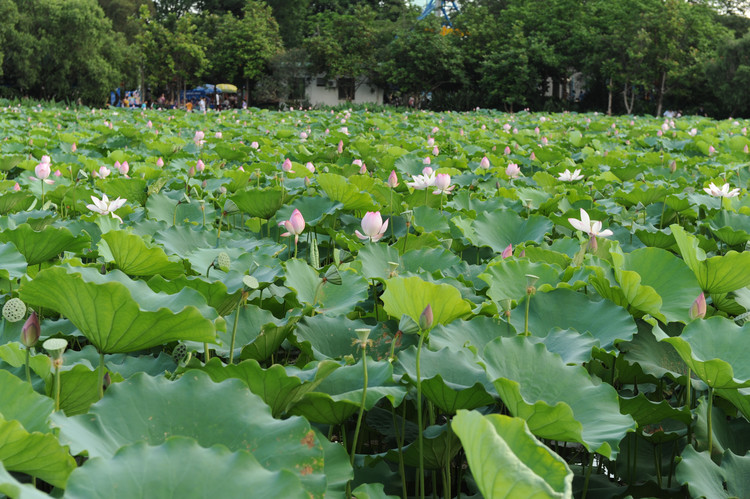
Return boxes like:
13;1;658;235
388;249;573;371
703;182;740;198
568;208;613;242
21;311;40;347
337;140;343;153
355;211;389;242
352;159;363;167
279;209;305;244
505;163;521;179
13;182;20;191
215;132;222;139
504;146;511;155
305;162;315;173
501;244;513;259
250;141;259;149
708;145;716;155
479;156;490;169
427;137;435;146
558;169;584;181
407;171;437;190
432;173;454;195
157;157;164;167
388;170;398;188
196;160;205;172
94;166;111;179
194;130;205;146
300;131;307;140
87;194;127;223
30;156;54;184
71;143;77;152
282;158;294;173
423;156;431;165
359;163;368;174
432;146;439;156
690;292;706;320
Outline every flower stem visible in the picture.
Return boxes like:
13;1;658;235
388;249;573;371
25;347;32;386
707;387;714;456
228;294;243;364
350;350;369;467
97;350;105;400
53;365;61;411
524;295;532;336
204;343;210;362
416;332;426;499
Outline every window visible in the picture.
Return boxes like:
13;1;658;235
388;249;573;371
337;78;355;101
316;77;327;87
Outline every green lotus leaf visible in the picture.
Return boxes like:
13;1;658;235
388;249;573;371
288;357;406;425
461;210;553;254
481;337;636;458
285;259;369;316
49;364;112;416
693;397;750;457
99;230;185;278
53;372;332;496
317;173;377;211
453;410;573;499
64;437;307;499
480;259;561;303
148;274;241;316
230;187;285;219
619;393;691;428
675;446;750;499
430;316;515;355
0;343;52;382
352;243;402;282
0;369;53;434
400;247;464;275
707;211;750;247
0;415;76;488
191;357;341;418
381;276;472;327
614;184;668;207
662;317;750;389
102;177;147;206
214;142;250;161
20;267;216;353
395;347;496;414
0;191;35;215
510;288;637;351
0;242;27;280
0;223;90;266
212;303;283;355
672;224;750;293
351;482;398;499
0;463;49;499
145;192;206;225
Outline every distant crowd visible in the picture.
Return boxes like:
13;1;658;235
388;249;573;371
109;90;247;112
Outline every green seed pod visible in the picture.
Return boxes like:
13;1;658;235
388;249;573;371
217;252;231;272
2;298;26;323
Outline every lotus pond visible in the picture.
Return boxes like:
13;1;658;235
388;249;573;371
2;104;750;498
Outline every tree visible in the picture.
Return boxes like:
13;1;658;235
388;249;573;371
707;31;750;116
0;0;19;79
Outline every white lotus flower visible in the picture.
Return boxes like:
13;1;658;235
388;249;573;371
87;194;127;223
568;208;613;238
558;169;584;182
703;182;740;198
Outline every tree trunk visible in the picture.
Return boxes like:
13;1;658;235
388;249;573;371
607;77;613;116
656;71;667;118
623;82;634;115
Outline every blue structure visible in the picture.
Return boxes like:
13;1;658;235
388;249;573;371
417;0;460;26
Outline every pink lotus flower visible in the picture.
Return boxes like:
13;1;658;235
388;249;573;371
87;194;127;223
196;160;205;172
708;145;716;155
279;209;305;244
703;182;740;198
541;137;548;146
355;211;389;242
505;163;521;179
71;143;77;152
250;141;259;149
215;132;222;139
690;292;706;320
432;146;439;156
352;159;363;167
337;140;343;153
427;137;435;146
194;131;205;146
359;163;368;174
431;126;439;134
502;244;513;259
13;182;20;191
157;157;164;168
388;170;398;188
305;162;315;173
31;156;54;184
504;146;511;155
480;156;490;169
423;156;431;165
422;166;433;176
432;173;454;195
282;158;294;173
94;166;111;179
147;121;153;128
300;131;308;140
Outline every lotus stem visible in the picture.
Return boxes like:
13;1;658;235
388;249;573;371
97;350;105;399
25;347;32;386
581;452;594;499
707;387;714;456
204;343;210;362
350;350;368;467
392;404;408;499
228;294;243;364
416;332;426;499
445;422;452;498
524;296;531;336
53;364;61;411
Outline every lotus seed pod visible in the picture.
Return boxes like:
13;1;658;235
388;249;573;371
217;252;231;272
172;343;188;364
3;298;26;322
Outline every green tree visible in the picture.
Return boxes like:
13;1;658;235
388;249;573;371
707;31;750;116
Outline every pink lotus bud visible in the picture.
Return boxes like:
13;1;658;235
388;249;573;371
305;162;315;173
422;166;433;176
71;143;77;152
504;146;511;155
502;244;513;259
427;137;435;146
480;156;490;169
194;131;205;145
419;304;433;331
534;127;540;135
250;141;259;149
21;311;40;347
188;166;195;177
690;293;706;320
282;158;294;173
337;140;343;154
388;170;398;188
423;157;431;165
147;121;153;128
13;182;21;191
669;160;676;173
541;137;548;146
657;130;663;137
359;163;368;174
432;146;439;156
196;160;205;172
215;132;222;139
530;152;536;161
300;131;308;139
709;145;716;156
431;126;439;134
157;157;164;167
745;145;749;154
352;159;363;167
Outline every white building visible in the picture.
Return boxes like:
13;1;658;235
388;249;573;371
303;76;383;107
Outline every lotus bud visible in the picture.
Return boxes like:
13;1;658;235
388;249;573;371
21;311;40;347
71;143;77;152
188;166;195;177
157;157;164;167
197;160;205;172
388;170;398;188
3;298;26;322
669;160;677;173
745;144;749;154
419;304;433;331
709;145;716;156
690;293;706;320
504;146;511;155
479;156;490;169
502;244;513;259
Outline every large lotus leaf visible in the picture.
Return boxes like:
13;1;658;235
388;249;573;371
481;337;635;458
662;317;750;389
0;415;76;488
693;397;750;457
708;211;750;246
395;347;495;413
317;173;377;211
0;242;27;280
189;357;341;418
383;423;461;470
717;387;750;421
0;191;35;215
619;393;691;428
101;177;147;206
0;223;90;265
285;259;369;316
381;276;471;327
510;288;637;351
65;437;307;499
672;224;750;293
480;260;561;303
99;230;185;278
453;410;573;499
240;321;296;362
400;247;464;275
213;303;283;355
20;267;216;353
145;192;205;225
0;343;52;381
276;197;343;227
0;463;49;499
148;274;241;316
351;482;398;499
215;142;250;161
230;187;285;219
51;364;110;416
0;369;53;433
352;243;402;282
288;357;406;425
52;372;330;496
675;446;750;499
462;210;553;254
430;316;515;355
